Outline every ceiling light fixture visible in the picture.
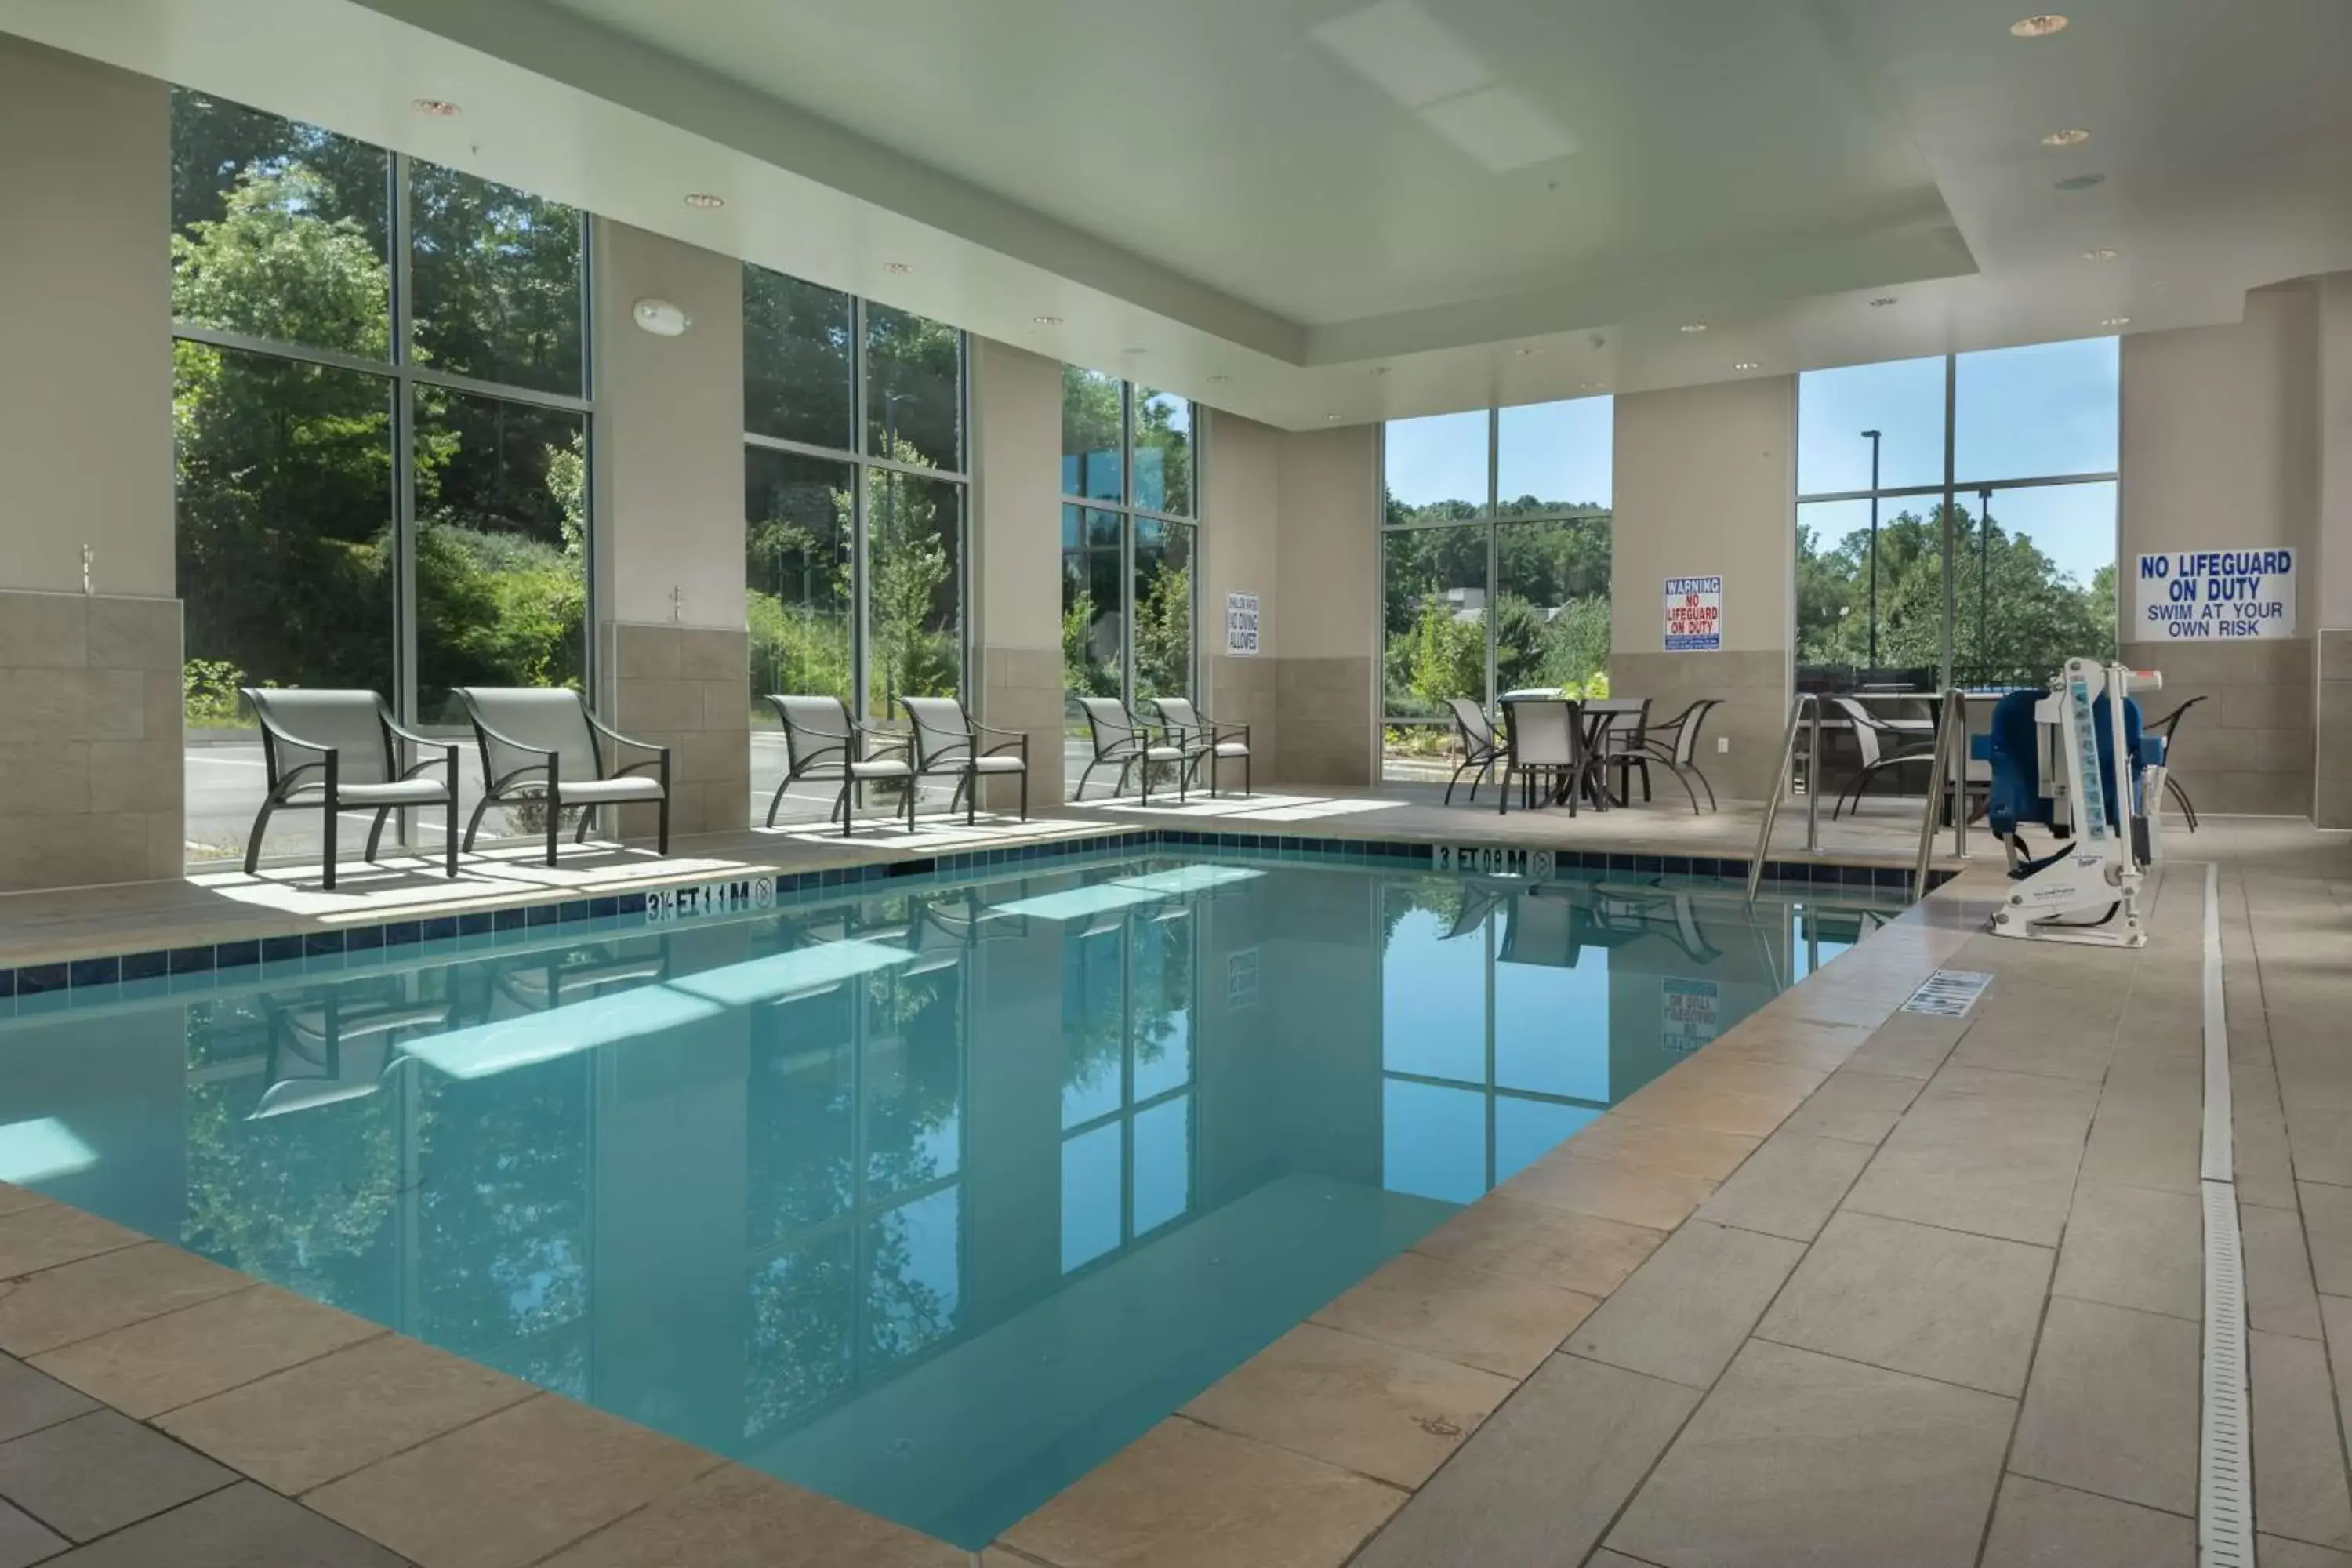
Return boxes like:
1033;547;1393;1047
2101;316;2131;327
2041;128;2091;147
2010;14;2068;38
2083;247;2118;260
412;98;462;117
682;192;725;209
1869;296;1899;307
1579;381;1605;391
1033;314;1063;326
1326;414;1345;423
1733;361;1759;372
883;262;914;275
1206;375;1233;384
1679;322;1708;334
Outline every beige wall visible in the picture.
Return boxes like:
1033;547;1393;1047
968;337;1065;804
1202;410;1281;764
1273;424;1379;784
0;37;172;599
2120;285;2321;817
1610;376;1795;800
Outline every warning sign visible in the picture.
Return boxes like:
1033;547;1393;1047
1664;576;1722;652
1662;977;1721;1053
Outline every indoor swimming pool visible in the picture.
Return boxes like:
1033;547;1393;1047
0;850;1906;1547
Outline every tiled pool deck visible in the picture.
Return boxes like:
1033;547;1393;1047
0;797;2345;1566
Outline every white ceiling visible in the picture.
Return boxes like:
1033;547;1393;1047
5;0;2350;430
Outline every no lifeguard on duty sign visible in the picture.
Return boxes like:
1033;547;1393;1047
1664;576;1722;652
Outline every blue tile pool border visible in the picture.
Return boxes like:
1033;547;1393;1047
0;825;1950;1006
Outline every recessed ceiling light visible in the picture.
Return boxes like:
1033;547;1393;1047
1733;361;1759;372
2041;128;2091;147
1325;414;1344;423
1679;322;1708;334
1578;381;1606;391
883;262;914;275
682;192;725;209
1206;375;1233;384
2055;172;2106;191
412;98;462;117
1033;314;1063;326
2101;316;2131;327
2010;13;2068;38
2083;247;2118;261
1869;296;1899;307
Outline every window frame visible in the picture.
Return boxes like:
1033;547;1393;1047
1058;376;1201;724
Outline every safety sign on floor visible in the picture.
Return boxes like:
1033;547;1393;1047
1900;969;1994;1018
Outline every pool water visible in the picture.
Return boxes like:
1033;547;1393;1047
0;853;1901;1546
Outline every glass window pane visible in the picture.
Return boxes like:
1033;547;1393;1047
1795;497;1947;688
1797;355;1945;495
1494;517;1610;697
1062;368;1123;503
1494;935;1609;1102
1131;1096;1190;1236
176;345;395;866
745;1231;855;1437
743;265;854;450
1062;507;1124;757
1381;1079;1485;1204
1385;410;1489;524
1060;1124;1122;1272
1381;881;1487;1082
1062;927;1124;1129
1494;1098;1598;1185
748;447;855;819
170;89;390;358
408;162;585;397
866;1185;960;1367
1497;397;1611;517
414;389;588;724
1958;482;2117;688
865;305;962;471
1131;912;1192;1101
1133;519;1194;703
864;470;963;720
1382;527;1490;720
864;967;964;1200
1956;337;2120;482
1133;390;1192;516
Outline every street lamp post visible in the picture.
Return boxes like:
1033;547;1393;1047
1861;430;1883;670
1978;487;1994;688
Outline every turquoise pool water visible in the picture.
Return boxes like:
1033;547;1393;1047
0;852;1900;1546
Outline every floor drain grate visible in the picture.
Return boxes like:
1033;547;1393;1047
2198;862;2253;1568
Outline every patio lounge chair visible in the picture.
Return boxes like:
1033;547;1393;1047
1497;696;1584;816
1146;695;1251;797
1642;699;1724;813
1441;697;1501;805
1828;695;1938;819
764;695;916;837
901;695;1031;824
1585;697;1653;805
453;688;670;866
243;688;459;889
1074;697;1189;804
2143;695;2205;831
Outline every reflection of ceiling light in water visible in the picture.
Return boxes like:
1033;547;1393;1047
0;1118;97;1183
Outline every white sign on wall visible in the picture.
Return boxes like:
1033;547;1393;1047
1661;977;1721;1054
1225;592;1261;655
2133;550;2296;640
1663;576;1723;652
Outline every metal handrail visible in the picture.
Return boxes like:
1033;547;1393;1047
1911;688;1969;900
1746;694;1824;899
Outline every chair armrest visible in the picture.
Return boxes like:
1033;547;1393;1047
850;724;913;757
248;707;343;759
585;711;666;757
969;721;1026;739
465;716;558;763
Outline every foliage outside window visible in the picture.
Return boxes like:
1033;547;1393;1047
1379;400;1613;782
1059;371;1198;790
1795;339;2119;691
170;89;590;864
743;267;967;819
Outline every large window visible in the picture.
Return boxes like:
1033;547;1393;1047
1060;372;1197;796
1795;339;2118;691
1379;399;1613;782
172;89;591;865
743;269;968;822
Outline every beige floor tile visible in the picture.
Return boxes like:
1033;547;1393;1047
1309;1250;1597;1380
1756;1210;2052;1396
2260;1535;2352;1567
31;1286;382;1419
0;1187;45;1220
156;1333;538;1495
2288;1109;2352;1188
538;1464;965;1568
1495;1153;1718;1232
1181;1323;1514;1489
1843;1014;1969;1081
2078;1094;2201;1196
1610;1078;1802;1139
1658;1058;1829;1103
1978;1475;2193;1567
1695;1132;1874;1242
1351;1355;1697;1568
1565;1220;1803;1388
2242;1202;2326;1340
2052;1181;2202;1323
2009;1297;2199;1515
999;1417;1403;1568
1708;1022;1873;1073
2323;1295;2352;1446
1414;1196;1665;1298
0;1203;144;1280
2240;1110;2303;1210
0;1243;247;1358
1841;1068;2097;1247
2251;1329;2352;1552
1606;1340;2013;1568
305;1394;721;1568
1774;1067;1923;1145
1555;1116;1762;1181
1947;1029;2114;1083
2304;1182;2352;1296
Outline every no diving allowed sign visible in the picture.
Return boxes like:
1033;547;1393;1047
1900;969;1993;1018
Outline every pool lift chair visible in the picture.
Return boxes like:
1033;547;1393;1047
1973;656;2169;949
